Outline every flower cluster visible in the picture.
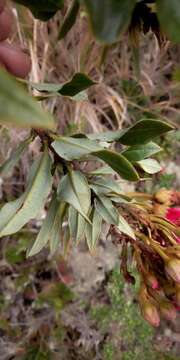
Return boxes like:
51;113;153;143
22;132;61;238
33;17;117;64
112;189;180;327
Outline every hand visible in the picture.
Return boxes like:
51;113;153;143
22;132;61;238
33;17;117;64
0;0;31;78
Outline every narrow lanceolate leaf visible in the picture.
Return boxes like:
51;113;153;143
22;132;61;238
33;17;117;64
85;208;102;252
119;119;174;145
95;196;119;225
0;136;32;177
68;206;86;244
31;73;96;97
156;0;180;43
90;177;122;196
0;69;55;130
117;214;135;240
28;193;60;257
83;0;136;43
0;148;53;237
57;170;91;221
50;202;67;255
137;159;162;174
94;150;139;181
58;0;80;39
110;195;131;204
52;136;102;161
122;142;162;162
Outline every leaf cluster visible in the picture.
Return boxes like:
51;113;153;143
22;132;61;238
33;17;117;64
14;0;180;44
0;104;173;256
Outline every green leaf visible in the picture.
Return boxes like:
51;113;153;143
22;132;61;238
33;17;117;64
89;165;115;175
85;207;102;252
70;91;88;101
14;0;64;20
117;214;135;240
57;170;91;221
58;0;80;39
137;159;162;174
119;119;174;145
95;195;119;225
122;142;162;162
59;73;96;96
94;150;139;181
0;69;55;130
52;136;103;160
90;177;122;195
59;72;96;96
87;129;126;142
0;136;32;177
68;206;86;244
83;0;136;43
28;196;67;257
31;83;62;93
88;120;173;145
31;73;96;97
156;0;180;43
110;195;131;204
28;193;60;257
50;202;67;255
0;147;53;237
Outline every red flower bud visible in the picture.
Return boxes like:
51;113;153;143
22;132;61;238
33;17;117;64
140;301;160;327
146;274;159;290
160;301;177;321
165;258;180;284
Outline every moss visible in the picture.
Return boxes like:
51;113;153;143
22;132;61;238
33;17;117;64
91;267;178;360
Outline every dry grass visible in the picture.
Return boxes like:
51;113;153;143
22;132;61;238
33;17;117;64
0;2;178;198
12;2;180;136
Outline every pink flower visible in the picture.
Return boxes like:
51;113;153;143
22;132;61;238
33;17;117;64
166;208;180;226
166;208;180;244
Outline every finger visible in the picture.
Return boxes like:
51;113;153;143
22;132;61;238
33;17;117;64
0;7;13;41
0;42;31;78
0;0;6;14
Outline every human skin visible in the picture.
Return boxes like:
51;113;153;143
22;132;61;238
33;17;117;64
0;0;31;77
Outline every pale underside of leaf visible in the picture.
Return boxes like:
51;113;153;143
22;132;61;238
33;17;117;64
137;159;162;174
0;69;55;130
50;202;67;255
28;193;60;257
0;148;53;237
95;196;119;225
69;206;86;244
117;214;136;240
0;136;32;177
58;171;91;222
85;207;102;252
52;136;103;161
90;177;122;195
